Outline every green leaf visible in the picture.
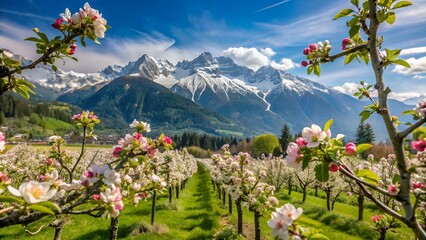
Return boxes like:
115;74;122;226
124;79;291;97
386;12;396;24
307;65;314;75
401;110;417;116
356;143;372;153
29;204;55;215
37;201;61;213
392;174;400;184
313;65;321;76
347;17;359;27
355;169;380;185
25;37;43;43
377;11;388;23
302;156;311;170
0;195;24;204
52;65;58;72
392;1;412;9
413;126;426;140
363;1;370;10
344;54;356;65
334;8;355;20
351;0;360;7
359;110;373;122
323;119;334;132
14;86;30;99
360;53;370;65
34;30;49;43
314;163;330;182
385;48;401;60
349;25;360;38
392;59;410;68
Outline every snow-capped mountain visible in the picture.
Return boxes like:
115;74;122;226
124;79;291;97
10;49;413;139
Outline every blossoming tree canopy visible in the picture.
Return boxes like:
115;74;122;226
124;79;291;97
0;2;109;99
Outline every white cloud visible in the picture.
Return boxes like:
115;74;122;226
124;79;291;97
401;46;426;56
388;92;425;102
0;9;55;22
0;20;202;73
414;75;426;79
333;82;360;96
260;48;276;57
223;47;298;71
393;56;426;75
223;47;270;70
270;58;299;71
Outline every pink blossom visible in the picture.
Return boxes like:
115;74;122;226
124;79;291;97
133;133;143;141
414;99;426;118
72;113;82;120
0;132;4;142
112;146;123;157
84;171;94;178
301;61;308;67
413;182;425;190
325;129;332;139
371;215;382;222
342;38;351;45
412;138;426;152
285;143;303;171
295;137;308;147
92;194;100;200
303;48;310;55
329;162;339;172
51;18;64;30
388;184;398;196
309;44;317;51
164;136;172;144
345;142;357;156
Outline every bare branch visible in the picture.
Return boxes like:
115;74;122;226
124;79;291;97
398;118;426;139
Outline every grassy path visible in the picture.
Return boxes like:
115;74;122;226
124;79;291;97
0;163;416;239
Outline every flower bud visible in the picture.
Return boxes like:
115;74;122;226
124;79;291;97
295;137;307;147
309;44;317;51
301;61;308;67
303;48;310;55
345;142;357;156
329;162;339;172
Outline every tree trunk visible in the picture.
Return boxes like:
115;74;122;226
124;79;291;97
287;177;292;196
51;217;67;240
326;191;331;211
212;180;216;191
151;190;157;225
168;187;173;204
217;184;221;199
176;185;179;199
379;229;386;240
315;186;319;197
254;211;261;240
358;195;364;221
236;200;243;235
228;194;232;214
109;217;119;240
222;189;226;205
302;187;307;203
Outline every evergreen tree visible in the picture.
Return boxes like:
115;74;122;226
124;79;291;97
279;124;292;156
355;122;375;144
0;111;4;125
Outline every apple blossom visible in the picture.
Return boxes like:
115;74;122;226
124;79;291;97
285;143;303;171
267;212;290;240
8;180;57;204
388;184;398;196
301;61;308;67
295;137;307;147
309;44;317;51
412;138;426;152
0;132;4;152
276;203;303;225
302;124;327;148
414;99;426;118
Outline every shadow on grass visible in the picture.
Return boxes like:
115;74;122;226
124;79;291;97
71;228;109;240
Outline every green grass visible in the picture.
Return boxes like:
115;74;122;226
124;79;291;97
0;164;417;239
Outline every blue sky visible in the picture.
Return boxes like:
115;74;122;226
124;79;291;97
1;0;426;101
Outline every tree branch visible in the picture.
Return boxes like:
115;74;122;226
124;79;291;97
398;118;426;139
